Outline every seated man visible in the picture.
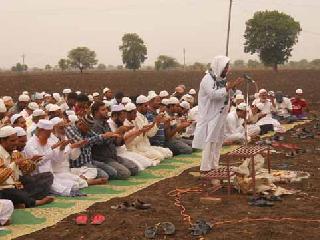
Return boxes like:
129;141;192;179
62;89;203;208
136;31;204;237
273;91;296;123
291;89;309;119
0;199;13;226
27;109;46;139
224;103;260;144
91;102;139;179
0;126;54;208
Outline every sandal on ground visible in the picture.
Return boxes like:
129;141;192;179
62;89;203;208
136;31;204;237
90;214;106;225
111;201;134;210
132;199;151;210
75;214;88;225
190;219;212;236
144;226;157;239
248;199;274;207
160;222;176;235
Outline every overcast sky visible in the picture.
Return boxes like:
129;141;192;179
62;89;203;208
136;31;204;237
0;0;319;69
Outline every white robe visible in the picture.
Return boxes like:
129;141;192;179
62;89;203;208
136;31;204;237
24;135;78;196
107;118;154;170
0;200;13;225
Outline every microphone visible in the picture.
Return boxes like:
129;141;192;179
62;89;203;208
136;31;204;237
243;74;255;83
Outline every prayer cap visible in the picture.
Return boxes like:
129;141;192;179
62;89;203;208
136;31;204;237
22;91;29;95
121;97;132;104
159;91;169;98
32;109;46;117
14;127;26;137
2;96;12;102
296;89;303;94
18;94;30;102
44;93;51;98
34;92;44;100
258;89;267;94
37;119;53;130
161;99;170;106
237;102;247;111
125;103;137;112
63;89;72;94
88;95;94;102
0;126;16;138
28;102;39;111
235;94;244;100
92;92;100;97
0;101;7;113
189;89;196;95
168;97;180;105
148;92;158;101
111;104;125;113
52;93;61;102
10;114;23;125
268;91;275;97
68;115;78;124
76;91;81;95
51;117;64;126
136;95;149;104
103;87;110;94
48;104;61;112
180;101;190;110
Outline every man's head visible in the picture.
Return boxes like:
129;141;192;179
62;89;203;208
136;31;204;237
258;89;268;102
295;89;303;99
235;94;245;105
125;103;137;122
275;91;284;103
32;109;46;123
111;105;126;126
14;127;27;151
48;104;62;119
0;126;18;153
36;119;54;144
62;89;72;99
103;88;113;100
148;95;161;110
211;55;231;79
3;96;14;109
167;97;180;114
236;103;247;119
76;94;90;117
18;94;30;110
136;95;149;114
67;92;78;108
91;101;108;120
115;92;124;104
76;115;94;134
92;92;101;102
51;117;66;138
11;114;27;130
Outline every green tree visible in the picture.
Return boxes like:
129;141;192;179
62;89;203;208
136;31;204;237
155;55;180;70
232;59;246;68
67;47;98;73
58;58;70;71
310;59;320;69
96;63;107;70
45;64;52;70
11;63;27;72
247;59;261;69
244;10;301;71
189;62;207;71
119;33;147;70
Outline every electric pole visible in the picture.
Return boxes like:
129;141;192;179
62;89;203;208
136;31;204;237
21;53;25;65
183;48;186;70
226;0;233;56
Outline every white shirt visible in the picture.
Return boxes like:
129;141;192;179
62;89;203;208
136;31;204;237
275;97;292;117
225;111;245;137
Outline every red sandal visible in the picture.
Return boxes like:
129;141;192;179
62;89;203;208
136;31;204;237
91;214;106;225
75;214;88;225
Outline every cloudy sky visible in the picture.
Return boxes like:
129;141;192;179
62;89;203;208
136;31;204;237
0;0;319;68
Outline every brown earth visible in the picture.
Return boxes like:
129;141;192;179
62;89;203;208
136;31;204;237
1;70;320;102
17;119;320;240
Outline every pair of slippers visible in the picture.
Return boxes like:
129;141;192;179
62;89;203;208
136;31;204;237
75;214;105;225
190;219;213;236
248;195;282;207
145;222;176;239
111;199;151;210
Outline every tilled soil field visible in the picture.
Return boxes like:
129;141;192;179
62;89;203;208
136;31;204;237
1;70;320;102
17;119;320;240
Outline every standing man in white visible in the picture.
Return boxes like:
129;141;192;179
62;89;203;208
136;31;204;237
192;56;243;174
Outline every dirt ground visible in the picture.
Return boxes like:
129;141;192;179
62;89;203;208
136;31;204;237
17;118;320;240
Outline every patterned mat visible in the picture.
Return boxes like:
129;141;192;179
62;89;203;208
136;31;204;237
0;121;308;239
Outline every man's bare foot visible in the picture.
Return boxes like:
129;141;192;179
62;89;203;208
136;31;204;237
35;196;54;206
14;204;25;209
87;178;108;185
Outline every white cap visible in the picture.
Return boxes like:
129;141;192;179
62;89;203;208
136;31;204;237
235;94;245;100
65;110;75;116
111;104;125;112
235;90;243;95
180;101;190;110
45;103;53;111
34;92;44;100
2;96;12;102
159;91;169;98
88;95;94;102
50;117;64;126
10;114;23;125
37;119;53;130
161;99;170;106
60;103;69;112
181;94;193;101
18;94;30;102
258;89;267;94
189;89;196;95
168;97;180;105
121;97;132;104
148;92;158;101
93;92;100;97
0;126;16;138
28;102;39;111
22;91;29;95
103;87;110;94
14;127;26;137
63;89;72;94
268;91;275;97
136;95;149;104
68;115;78;124
296;89;303;94
48;104;61;112
76;91;81;95
32;109;46;117
44;93;51;98
237;102;247;111
125;103;137;112
52;93;61;102
0;100;7;113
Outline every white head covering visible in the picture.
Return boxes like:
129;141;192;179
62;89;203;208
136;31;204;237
88;95;94;102
111;104;125;112
0;100;7;113
63;89;72;94
159;91;169;98
103;100;112;108
0;126;16;138
259;89;267;94
48;104;61;112
92;92;100;97
125;102;137;112
37;119;53;130
68;114;78;124
103;87;110;94
121;97;132;104
148;92;158;101
180;101;190;110
14;127;26;137
189;89;196;95
28;102;39;111
296;89;303;94
18;94;30;102
50;117;64;126
211;55;230;80
181;94;193;102
10;114;23;125
168;97;180;105
136;95;149;104
268;91;275;97
161;99;170;106
34;92;44;100
235;94;245;100
2;96;12;102
44;93;51;98
22;91;29;95
237;102;247;111
76;91;81;95
65;110;75;116
32;109;46;117
52;93;61;102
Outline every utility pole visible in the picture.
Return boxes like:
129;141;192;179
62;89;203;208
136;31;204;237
183;48;186;70
21;53;25;65
225;0;233;56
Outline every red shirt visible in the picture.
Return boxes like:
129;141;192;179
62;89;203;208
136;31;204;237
291;97;307;116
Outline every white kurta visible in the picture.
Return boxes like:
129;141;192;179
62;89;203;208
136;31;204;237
107;118;154;170
24;135;77;196
224;111;245;142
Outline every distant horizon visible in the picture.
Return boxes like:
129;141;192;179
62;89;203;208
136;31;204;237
1;0;319;69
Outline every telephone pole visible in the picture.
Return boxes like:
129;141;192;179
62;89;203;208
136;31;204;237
183;48;186;70
225;0;233;56
21;53;25;65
